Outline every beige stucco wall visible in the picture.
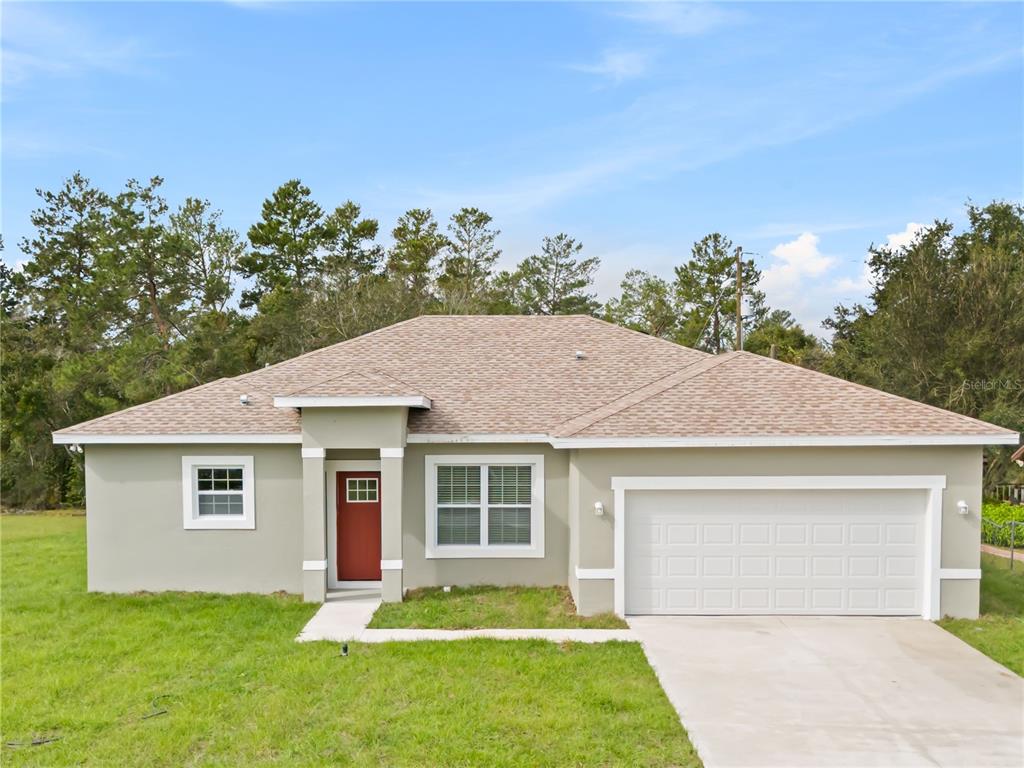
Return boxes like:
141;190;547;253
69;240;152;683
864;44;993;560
84;444;303;594
569;445;983;618
301;407;406;450
400;443;570;589
83;436;984;620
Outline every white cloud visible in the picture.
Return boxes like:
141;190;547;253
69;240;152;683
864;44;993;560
831;222;926;296
835;264;872;294
570;50;652;84
758;233;839;333
404;22;1019;219
616;2;745;37
884;221;926;249
762;232;835;294
1;5;155;87
416;144;664;216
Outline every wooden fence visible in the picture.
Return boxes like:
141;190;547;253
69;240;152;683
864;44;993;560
992;484;1024;505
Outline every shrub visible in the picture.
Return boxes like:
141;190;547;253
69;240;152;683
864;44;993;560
981;501;1024;548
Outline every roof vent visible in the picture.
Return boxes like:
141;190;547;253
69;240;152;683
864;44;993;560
240;394;251;406
575;350;586;360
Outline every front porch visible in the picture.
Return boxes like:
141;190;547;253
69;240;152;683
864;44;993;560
301;445;406;604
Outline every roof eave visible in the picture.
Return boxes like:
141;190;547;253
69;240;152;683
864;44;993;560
52;430;1017;448
52;433;303;445
273;395;432;409
548;433;1021;449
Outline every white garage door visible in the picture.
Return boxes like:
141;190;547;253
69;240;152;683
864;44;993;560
625;489;927;615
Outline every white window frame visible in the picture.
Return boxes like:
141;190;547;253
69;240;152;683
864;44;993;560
345;477;379;503
425;454;545;559
182;455;255;530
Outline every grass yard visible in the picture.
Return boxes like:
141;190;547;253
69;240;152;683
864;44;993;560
368;585;628;629
0;515;698;767
939;553;1024;675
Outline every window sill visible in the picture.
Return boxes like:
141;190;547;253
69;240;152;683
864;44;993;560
184;517;255;531
425;545;544;559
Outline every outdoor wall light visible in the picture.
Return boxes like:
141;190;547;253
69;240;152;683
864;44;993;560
957;500;969;516
594;501;604;517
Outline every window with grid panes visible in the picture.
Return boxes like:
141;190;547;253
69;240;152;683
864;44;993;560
434;463;534;547
196;466;245;516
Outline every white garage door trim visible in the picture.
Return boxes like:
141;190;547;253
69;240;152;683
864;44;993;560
611;475;946;620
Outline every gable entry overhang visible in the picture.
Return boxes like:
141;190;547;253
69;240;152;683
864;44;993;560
273;396;432;409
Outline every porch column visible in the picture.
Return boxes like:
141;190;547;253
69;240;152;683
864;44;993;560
380;447;404;602
301;447;327;602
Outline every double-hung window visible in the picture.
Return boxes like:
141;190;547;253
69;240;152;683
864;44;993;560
426;455;544;558
182;455;255;530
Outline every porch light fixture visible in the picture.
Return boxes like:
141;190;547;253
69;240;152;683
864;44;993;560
957;500;969;516
594;501;604;517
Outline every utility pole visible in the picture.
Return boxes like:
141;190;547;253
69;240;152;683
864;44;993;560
735;247;743;351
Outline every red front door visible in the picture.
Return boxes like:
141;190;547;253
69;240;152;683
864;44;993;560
336;471;382;581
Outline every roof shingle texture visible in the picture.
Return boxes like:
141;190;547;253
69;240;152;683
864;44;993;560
56;377;301;436
565;351;1013;438
54;315;1015;440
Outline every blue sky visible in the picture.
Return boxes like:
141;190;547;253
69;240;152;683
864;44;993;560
3;1;1022;334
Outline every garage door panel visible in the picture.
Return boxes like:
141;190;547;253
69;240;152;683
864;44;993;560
667;524;697;545
739;556;771;576
625;489;926;616
739;523;770;544
667;556;697;576
702;524;734;545
666;589;697;610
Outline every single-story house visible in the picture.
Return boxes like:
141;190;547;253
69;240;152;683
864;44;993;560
53;315;1019;619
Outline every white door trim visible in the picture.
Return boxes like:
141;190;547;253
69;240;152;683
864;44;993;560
326;459;383;590
610;475;947;620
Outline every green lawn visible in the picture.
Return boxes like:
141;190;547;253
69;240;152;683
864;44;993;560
0;515;698;767
939;553;1024;675
369;585;628;629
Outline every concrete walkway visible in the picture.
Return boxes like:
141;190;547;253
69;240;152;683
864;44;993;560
630;616;1024;768
296;595;636;643
296;593;381;642
982;542;1024;562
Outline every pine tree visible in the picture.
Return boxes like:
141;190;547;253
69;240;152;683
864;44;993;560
673;233;764;353
437;207;501;314
240;179;328;307
503;234;600;315
386;208;447;308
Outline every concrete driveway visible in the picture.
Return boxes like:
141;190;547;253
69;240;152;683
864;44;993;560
630;617;1023;768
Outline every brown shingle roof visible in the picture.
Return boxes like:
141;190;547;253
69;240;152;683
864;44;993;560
281;369;428;398
55;377;301;436
566;351;1015;439
236;315;709;435
53;316;1016;442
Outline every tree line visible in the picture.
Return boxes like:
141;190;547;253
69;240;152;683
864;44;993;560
1;173;1020;507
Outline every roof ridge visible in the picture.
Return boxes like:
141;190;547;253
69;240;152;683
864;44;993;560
238;315;430;385
733;351;1017;435
552;353;738;437
53;378;230;435
578;315;713;359
414;314;594;319
366;368;429;396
